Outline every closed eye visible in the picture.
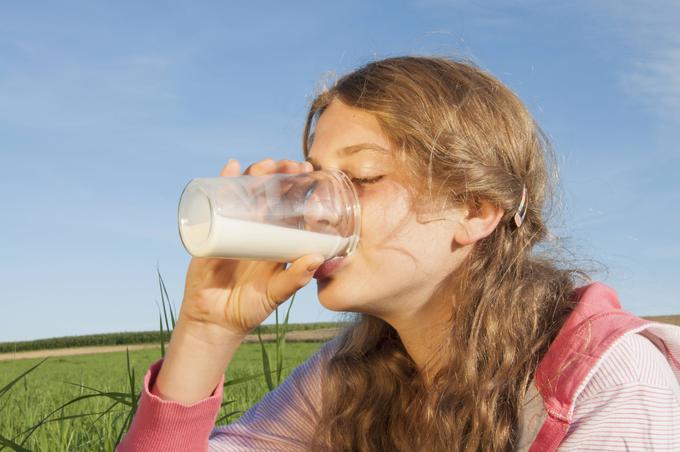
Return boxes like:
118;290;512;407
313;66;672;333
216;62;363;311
351;176;383;186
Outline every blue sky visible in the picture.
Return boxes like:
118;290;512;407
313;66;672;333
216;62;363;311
1;1;678;342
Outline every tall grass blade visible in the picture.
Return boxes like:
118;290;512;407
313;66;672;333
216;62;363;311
159;312;165;358
277;292;296;384
92;400;122;424
34;407;127;425
256;327;274;391
0;434;31;452
115;409;134;446
215;410;246;424
220;400;237;408
0;357;47;398
125;348;139;420
63;381;134;406
282;292;295;334
169;298;176;330
157;264;176;330
159;269;176;329
223;369;285;388
158;267;172;335
17;392;128;446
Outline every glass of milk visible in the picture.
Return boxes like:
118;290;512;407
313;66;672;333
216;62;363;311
177;168;361;262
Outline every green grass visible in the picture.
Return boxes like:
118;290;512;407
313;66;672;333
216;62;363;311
0;342;324;451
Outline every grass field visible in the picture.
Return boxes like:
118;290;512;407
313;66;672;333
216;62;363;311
0;341;324;451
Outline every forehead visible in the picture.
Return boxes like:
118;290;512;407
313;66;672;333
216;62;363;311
308;99;392;159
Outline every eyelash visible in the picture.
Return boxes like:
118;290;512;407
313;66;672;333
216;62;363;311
351;176;383;186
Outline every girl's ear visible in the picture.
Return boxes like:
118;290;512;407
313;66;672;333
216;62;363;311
454;200;504;246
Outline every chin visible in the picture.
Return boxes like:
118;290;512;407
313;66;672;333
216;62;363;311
316;288;342;311
316;282;352;311
317;285;374;317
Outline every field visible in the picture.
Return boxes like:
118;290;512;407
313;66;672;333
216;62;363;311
0;322;347;354
0;342;324;451
644;315;680;326
0;328;341;362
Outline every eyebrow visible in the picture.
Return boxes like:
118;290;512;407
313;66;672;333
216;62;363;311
306;143;389;170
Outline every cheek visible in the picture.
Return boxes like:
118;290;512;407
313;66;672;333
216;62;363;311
357;184;414;244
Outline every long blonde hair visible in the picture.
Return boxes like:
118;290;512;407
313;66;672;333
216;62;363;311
303;56;592;451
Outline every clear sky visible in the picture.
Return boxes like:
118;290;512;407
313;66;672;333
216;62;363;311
1;1;678;342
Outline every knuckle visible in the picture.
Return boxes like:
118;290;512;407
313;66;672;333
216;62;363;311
265;285;279;308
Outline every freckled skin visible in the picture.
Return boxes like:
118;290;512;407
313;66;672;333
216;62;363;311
307;99;471;333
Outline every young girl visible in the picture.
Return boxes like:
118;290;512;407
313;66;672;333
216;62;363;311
118;56;680;451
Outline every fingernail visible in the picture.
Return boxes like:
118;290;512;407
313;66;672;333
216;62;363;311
307;257;325;272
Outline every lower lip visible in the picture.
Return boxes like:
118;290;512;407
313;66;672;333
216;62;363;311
313;256;347;279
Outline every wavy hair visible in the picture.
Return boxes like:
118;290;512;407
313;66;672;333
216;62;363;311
303;56;593;451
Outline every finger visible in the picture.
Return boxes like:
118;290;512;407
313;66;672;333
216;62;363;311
266;255;326;307
277;159;302;174
244;158;276;176
220;159;241;177
261;159;306;176
243;159;312;178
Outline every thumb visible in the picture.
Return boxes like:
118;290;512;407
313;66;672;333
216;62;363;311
267;255;326;305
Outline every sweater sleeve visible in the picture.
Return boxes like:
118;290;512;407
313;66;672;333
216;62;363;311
207;339;336;451
116;339;336;452
557;332;680;451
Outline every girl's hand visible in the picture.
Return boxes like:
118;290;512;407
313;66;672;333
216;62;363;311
178;158;323;344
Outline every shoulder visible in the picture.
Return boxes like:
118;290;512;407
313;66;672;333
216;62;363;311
577;332;680;397
280;335;341;394
283;336;339;387
298;336;340;376
558;332;680;450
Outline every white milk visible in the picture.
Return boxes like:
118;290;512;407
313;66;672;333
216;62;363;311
180;216;357;262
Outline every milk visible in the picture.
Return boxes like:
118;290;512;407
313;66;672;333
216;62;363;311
180;216;358;262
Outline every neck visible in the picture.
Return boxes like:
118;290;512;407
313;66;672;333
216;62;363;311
381;296;453;385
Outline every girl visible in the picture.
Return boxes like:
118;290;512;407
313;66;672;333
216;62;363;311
118;56;680;451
